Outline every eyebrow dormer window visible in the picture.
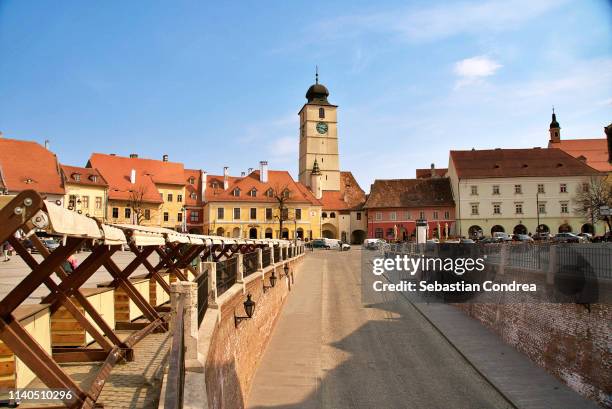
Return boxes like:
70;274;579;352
319;108;325;118
249;188;257;197
232;188;240;197
211;182;219;189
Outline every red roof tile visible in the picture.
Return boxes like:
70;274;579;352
60;165;108;187
364;178;454;208
548;138;612;172
88;153;185;203
204;170;321;205
450;148;602;179
184;169;202;206
319;172;366;211
0;137;65;195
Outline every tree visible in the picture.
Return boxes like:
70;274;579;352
573;177;612;233
271;184;292;239
127;185;148;225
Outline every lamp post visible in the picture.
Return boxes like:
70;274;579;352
234;294;256;327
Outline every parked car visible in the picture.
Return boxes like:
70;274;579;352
41;238;60;252
363;238;385;250
308;239;330;249
459;238;476;244
533;232;553;241
513;234;534;242
592;232;612;242
326;239;350;251
577;232;593;242
426;238;439;244
478;237;500;244
552;232;582;243
493;232;513;242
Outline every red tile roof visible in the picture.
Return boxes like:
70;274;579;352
184;169;202;206
88;153;185;203
450;148;602;179
416;168;448;178
0;137;65;195
548;138;612;172
364;178;454;209
60;165;108;187
204;170;321;205
319;172;366;211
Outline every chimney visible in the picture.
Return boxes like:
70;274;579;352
130;169;136;184
223;167;229;190
44;139;50;150
248;167;253;174
240;171;246;177
430;163;435;178
260;161;268;183
129;153;138;158
605;123;612;164
162;154;168;162
201;171;207;199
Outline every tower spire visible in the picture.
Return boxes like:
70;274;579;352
315;65;319;84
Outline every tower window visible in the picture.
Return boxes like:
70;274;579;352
319;108;325;119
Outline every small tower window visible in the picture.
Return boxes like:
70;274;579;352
319;108;325;119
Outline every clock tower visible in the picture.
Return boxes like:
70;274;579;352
298;72;340;192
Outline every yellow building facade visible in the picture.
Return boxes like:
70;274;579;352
60;165;108;221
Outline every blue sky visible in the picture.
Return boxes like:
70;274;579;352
1;0;611;190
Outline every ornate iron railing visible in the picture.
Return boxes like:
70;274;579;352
216;256;238;296
195;268;209;326
243;251;259;277
262;248;272;267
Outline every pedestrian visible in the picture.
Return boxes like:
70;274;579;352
68;255;78;271
1;241;10;262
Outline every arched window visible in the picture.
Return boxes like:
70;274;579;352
330;212;336;218
322;212;328;218
319;108;325;118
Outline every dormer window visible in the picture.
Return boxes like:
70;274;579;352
190;192;197;199
283;189;290;198
266;188;274;197
232;188;241;197
89;175;97;183
249;188;257;197
211;181;219;189
72;173;81;182
188;177;195;184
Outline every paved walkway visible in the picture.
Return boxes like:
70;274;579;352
247;250;511;409
23;330;170;408
247;249;600;409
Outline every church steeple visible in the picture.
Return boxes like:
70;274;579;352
549;107;561;143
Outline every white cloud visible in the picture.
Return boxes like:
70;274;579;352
454;56;502;78
452;56;502;88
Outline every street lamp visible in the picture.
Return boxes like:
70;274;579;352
234;294;256;327
263;271;277;293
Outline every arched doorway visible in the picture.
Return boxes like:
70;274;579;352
513;224;527;235
281;228;289;239
351;230;366;244
581;223;594;234
296;228;304;239
468;225;483;239
216;227;225;236
536;224;550;233
558;223;572;233
249;228;258;239
491;225;505;235
265;228;273;239
322;223;337;239
232;227;241;238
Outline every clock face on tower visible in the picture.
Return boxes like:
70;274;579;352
316;122;328;134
